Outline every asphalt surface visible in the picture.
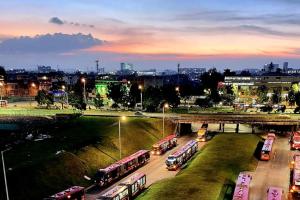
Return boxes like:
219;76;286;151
85;135;205;200
250;136;291;200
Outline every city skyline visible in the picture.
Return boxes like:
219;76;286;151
1;0;300;70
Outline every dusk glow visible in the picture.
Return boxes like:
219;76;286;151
1;0;300;70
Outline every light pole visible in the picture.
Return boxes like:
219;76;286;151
0;82;3;101
81;78;87;104
138;85;143;110
162;103;169;138
2;148;11;200
30;83;36;107
118;116;126;159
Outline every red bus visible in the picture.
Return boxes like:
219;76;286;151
260;133;276;161
290;154;300;196
165;140;198;171
95;150;150;187
232;172;252;200
290;131;300;150
96;185;129;200
44;186;85;200
151;134;177;155
97;173;146;200
267;187;283;200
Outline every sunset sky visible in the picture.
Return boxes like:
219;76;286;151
1;0;300;71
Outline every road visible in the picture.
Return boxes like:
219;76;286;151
250;136;291;200
86;135;205;200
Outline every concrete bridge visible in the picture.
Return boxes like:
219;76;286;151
172;114;300;134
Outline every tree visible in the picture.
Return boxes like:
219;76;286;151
128;83;140;108
257;85;269;103
200;68;224;91
295;92;300;107
0;66;6;77
288;90;296;106
195;98;212;108
161;84;180;108
271;89;282;104
35;90;54;108
107;83;126;108
240;71;251;76
143;86;162;112
68;92;84;110
209;89;222;106
223;69;236;76
94;93;104;109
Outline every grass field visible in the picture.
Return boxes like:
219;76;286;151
137;133;261;200
4;116;175;200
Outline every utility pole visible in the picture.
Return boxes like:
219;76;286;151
96;60;99;74
2;149;10;200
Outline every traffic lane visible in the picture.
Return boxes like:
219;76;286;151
250;137;290;200
85;135;201;200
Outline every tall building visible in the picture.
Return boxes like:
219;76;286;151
119;63;135;75
283;62;289;73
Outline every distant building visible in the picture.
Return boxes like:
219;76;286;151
263;63;280;73
137;69;157;76
38;66;53;73
118;63;135;75
283;62;289;73
179;67;206;81
287;69;300;75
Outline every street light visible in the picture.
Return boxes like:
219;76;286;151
2;148;11;200
175;86;180;92
118;116;126;159
138;85;143;110
61;85;69;107
81;78;87;104
162;103;169;138
30;83;36;107
0;82;4;101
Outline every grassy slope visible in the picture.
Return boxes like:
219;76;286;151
5;116;175;200
138;134;260;200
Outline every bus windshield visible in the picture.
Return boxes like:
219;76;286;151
167;156;176;164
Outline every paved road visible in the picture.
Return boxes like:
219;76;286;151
250;136;291;200
86;135;205;200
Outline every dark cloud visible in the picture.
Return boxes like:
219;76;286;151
0;33;104;54
49;17;64;25
49;17;95;28
173;10;300;26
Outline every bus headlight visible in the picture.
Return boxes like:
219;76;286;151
151;151;155;155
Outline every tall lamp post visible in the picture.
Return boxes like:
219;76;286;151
0;82;4;101
162;103;169;138
118;116;126;159
30;83;36;107
81;78;87;104
138;85;143;110
2;148;11;200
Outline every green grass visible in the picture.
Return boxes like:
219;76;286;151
5;116;175;200
0;107;77;116
137;134;261;200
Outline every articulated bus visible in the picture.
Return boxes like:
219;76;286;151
290;131;300;150
290;154;300;196
95;150;150;187
97;173;146;200
151;134;177;155
44;186;85;200
232;172;252;200
267;187;284;200
165;140;198;171
260;133;276;161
